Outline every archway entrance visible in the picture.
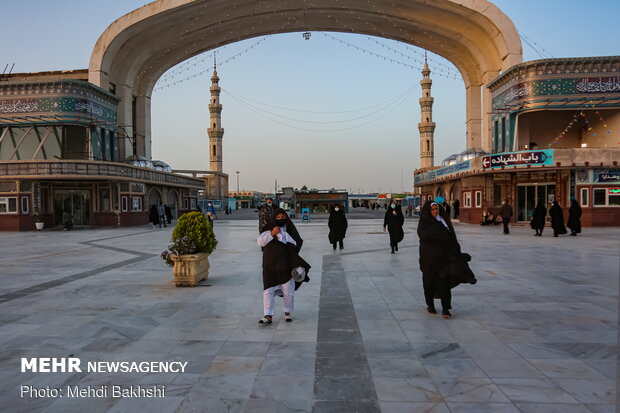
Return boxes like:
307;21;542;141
89;0;521;160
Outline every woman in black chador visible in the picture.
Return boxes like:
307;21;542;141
549;201;567;237
328;204;348;251
383;201;404;253
567;199;582;236
148;204;159;229
530;202;547;236
257;208;310;325
417;201;477;318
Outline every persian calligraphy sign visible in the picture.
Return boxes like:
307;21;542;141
482;150;554;169
594;169;620;183
414;161;470;185
575;77;620;93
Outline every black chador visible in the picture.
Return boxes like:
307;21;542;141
384;204;404;253
417;201;476;317
328;206;348;250
260;209;310;291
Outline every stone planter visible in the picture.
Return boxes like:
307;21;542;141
35;222;44;231
170;253;210;287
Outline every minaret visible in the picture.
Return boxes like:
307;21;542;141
418;53;436;169
208;57;224;173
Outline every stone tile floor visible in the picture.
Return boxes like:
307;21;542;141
0;217;617;412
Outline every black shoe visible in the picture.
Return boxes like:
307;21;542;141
554;234;558;237
442;309;451;319
427;306;437;314
395;245;398;252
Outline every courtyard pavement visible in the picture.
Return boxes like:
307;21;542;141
0;213;618;412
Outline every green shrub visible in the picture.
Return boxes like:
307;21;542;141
173;212;218;253
161;212;217;265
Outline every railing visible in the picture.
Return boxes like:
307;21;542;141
0;160;205;188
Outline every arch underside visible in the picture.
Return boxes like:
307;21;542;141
89;0;522;158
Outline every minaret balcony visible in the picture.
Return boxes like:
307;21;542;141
418;123;436;131
208;129;224;137
209;104;222;112
210;87;221;94
419;97;434;104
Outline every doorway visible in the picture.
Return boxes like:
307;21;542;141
516;184;555;222
54;190;91;227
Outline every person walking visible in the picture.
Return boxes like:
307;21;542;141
149;204;159;229
328;204;348;251
549;200;567;237
417;201;477;319
499;198;513;235
453;198;460;219
384;201;404;253
443;201;451;219
157;202;166;228
164;204;173;225
567;199;582;236
258;197;275;233
530;201;547;236
257;208;310;325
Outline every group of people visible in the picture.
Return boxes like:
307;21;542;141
256;196;477;324
149;202;173;228
484;198;582;238
530;199;582;237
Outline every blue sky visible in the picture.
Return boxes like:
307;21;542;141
2;1;619;193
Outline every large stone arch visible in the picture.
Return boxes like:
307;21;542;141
89;0;522;159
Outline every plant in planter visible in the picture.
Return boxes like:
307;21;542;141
32;208;44;231
161;211;217;287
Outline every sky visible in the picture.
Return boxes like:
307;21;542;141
2;1;619;193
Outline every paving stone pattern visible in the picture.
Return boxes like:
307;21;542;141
0;217;617;412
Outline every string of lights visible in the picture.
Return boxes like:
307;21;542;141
226;84;418;133
368;37;461;79
221;84;417;115
549;104;614;148
158;45;228;82
154;36;270;91
397;41;460;74
223;84;417;124
323;33;459;80
519;33;553;59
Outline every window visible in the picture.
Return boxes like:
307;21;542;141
580;188;588;207
190;199;197;210
475;191;482;208
213;145;216;157
21;196;29;214
0;197;17;213
100;188;110;212
426;140;429;152
494;184;502;206
131;196;142;211
121;196;128;212
594;189;606;205
184;198;189;209
463;192;472;208
62;126;88;160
